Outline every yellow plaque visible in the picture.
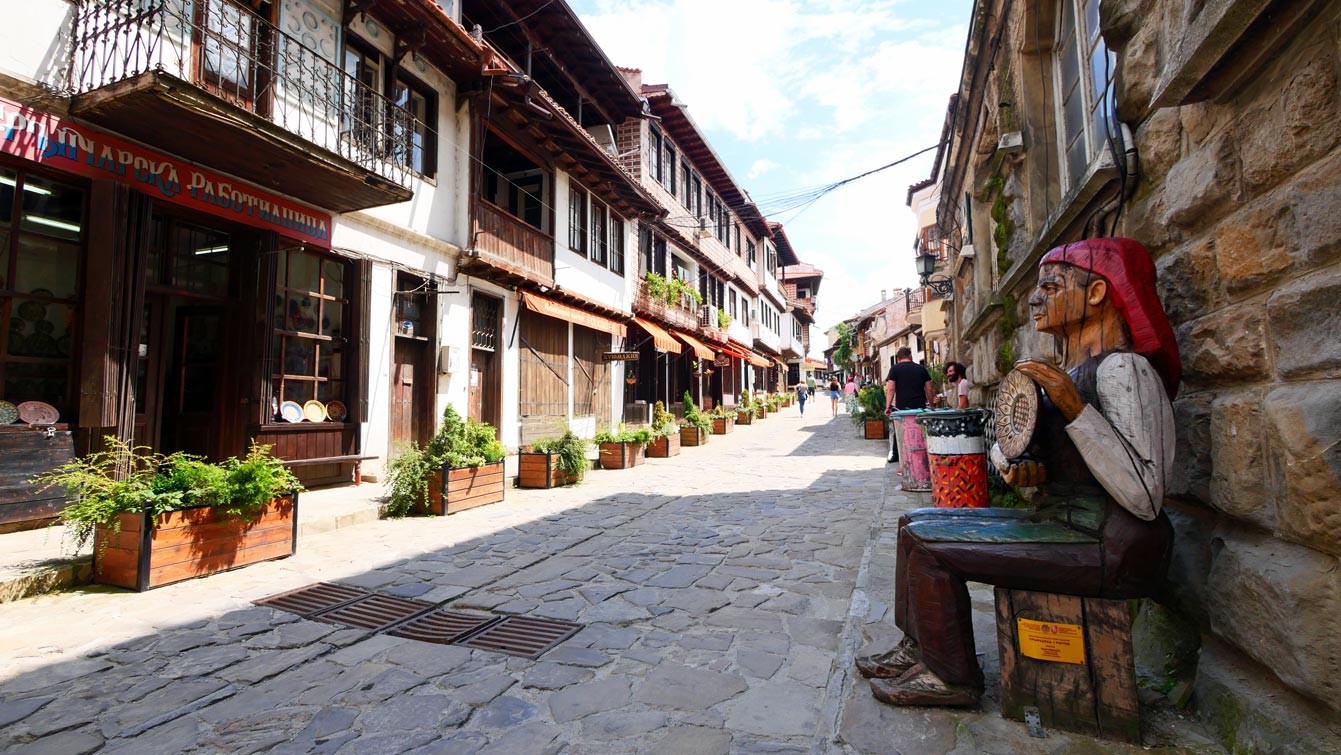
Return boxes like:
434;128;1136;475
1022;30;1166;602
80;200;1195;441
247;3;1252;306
1017;618;1086;664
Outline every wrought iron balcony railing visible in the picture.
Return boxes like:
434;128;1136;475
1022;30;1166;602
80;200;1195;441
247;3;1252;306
70;0;419;190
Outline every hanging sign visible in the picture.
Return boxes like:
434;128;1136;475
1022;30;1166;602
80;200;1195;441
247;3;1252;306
713;353;730;367
1016;618;1086;664
601;351;640;362
0;95;332;247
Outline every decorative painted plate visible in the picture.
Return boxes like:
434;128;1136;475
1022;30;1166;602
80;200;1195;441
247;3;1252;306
17;400;59;425
0;400;17;425
303;400;328;423
325;400;348;423
994;369;1040;459
280;401;304;423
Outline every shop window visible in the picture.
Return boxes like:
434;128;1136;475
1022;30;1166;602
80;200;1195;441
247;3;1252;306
0;168;84;417
147;217;231;297
272;249;348;406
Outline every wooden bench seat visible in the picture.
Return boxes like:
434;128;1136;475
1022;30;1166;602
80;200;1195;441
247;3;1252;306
281;455;379;485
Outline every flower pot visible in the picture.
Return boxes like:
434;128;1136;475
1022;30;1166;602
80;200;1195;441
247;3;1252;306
517;452;582;489
680;426;710;447
736;411;754;425
599;442;645;469
647;433;681;458
712;417;734;435
93;494;298;591
426;461;506;515
864;420;890;440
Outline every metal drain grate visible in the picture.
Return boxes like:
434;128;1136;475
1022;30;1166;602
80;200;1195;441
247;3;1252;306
456;615;583;659
314;594;435;631
389;610;500;645
254;582;370;617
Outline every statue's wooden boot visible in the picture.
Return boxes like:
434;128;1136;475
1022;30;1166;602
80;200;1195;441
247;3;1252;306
854;636;919;679
869;662;981;707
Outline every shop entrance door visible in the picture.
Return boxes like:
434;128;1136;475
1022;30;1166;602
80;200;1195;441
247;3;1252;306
135;296;228;459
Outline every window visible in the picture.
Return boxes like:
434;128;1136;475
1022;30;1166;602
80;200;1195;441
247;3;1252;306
735;226;741;255
648;127;663;183
391;74;436;176
1054;0;1114;191
273;249;348;406
343;43;381;152
568;186;587;256
747;240;757;266
680;160;691;207
590;199;608;267
609;215;625;276
766;242;777;275
692;175;703;217
344;40;436;176
665;145;677;194
0;168;84;418
729;289;737;319
639;226;653;274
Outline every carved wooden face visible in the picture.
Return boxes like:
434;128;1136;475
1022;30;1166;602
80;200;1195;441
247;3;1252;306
1028;263;1102;336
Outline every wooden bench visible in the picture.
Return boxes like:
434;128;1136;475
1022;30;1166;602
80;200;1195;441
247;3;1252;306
281;455;379;485
994;588;1141;744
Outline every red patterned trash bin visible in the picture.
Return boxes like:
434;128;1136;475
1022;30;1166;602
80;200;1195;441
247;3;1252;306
917;410;989;508
890;409;931;492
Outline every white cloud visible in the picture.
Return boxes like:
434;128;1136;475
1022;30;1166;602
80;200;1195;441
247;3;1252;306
747;159;780;179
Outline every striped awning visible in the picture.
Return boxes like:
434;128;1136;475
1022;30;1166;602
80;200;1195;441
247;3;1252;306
522;292;627;337
671;329;714;360
633;317;681;353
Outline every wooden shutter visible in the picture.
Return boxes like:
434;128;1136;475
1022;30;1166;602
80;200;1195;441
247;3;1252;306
348;258;373;424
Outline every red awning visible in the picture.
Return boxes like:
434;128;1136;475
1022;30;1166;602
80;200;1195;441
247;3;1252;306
633;317;681;353
523;292;627;337
716;342;750;361
671;330;714;360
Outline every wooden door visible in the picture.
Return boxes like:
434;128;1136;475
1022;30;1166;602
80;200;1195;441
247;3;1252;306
161;305;225;459
389;338;423;449
470;293;502;432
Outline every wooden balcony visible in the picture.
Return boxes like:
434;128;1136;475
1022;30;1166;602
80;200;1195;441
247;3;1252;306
466;201;555;286
633;279;701;333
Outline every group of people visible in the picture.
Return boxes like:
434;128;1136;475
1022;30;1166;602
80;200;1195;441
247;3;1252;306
791;356;972;421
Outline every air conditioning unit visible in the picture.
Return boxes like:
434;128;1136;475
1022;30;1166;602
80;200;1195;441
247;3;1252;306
701;305;719;325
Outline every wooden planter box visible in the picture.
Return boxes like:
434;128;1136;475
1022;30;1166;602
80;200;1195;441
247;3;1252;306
599;442;645;469
766;405;778;414
647;433;681;458
736;411;754;425
755;407;767;419
517;452;582;489
712;417;734;435
426;461;506;514
680;426;710;447
94;494;297;591
864;420;889;439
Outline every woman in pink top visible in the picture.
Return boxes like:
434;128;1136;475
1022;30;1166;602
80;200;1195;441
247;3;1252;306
843;377;858;414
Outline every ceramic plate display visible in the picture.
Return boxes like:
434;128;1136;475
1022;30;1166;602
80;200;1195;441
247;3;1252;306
325;400;348;422
994;369;1039;459
303;400;328;422
0;400;17;425
280;401;304;423
17;400;59;425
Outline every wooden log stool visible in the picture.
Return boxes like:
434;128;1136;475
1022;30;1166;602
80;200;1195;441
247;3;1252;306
994;588;1141;744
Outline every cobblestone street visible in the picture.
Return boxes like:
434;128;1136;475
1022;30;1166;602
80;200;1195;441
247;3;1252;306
0;411;1219;754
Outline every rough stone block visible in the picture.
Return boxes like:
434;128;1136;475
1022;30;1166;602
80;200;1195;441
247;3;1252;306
1267;264;1341;378
1156;238;1223;326
1239;54;1341;195
1116;24;1160;121
1263;384;1341;554
1133;108;1182;191
1211;206;1291;295
1162;503;1217;628
1169;394;1212;504
1205;529;1341;709
1209;391;1275;528
1162;135;1237;230
1177;305;1269;388
1274;152;1341;272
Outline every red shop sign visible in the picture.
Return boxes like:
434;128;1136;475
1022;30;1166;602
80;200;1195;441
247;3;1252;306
0;95;331;247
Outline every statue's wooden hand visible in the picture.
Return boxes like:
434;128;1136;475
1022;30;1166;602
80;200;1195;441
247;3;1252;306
1015;360;1085;422
1002;460;1047;487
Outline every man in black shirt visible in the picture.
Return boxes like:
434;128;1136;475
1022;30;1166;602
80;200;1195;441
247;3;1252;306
884;347;933;463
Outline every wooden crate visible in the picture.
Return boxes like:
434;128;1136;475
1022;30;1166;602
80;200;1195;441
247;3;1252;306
599;442;644;469
647;433;680;458
94;495;297;591
680;426;710;447
0;425;75;530
517;452;581;489
995;588;1141;744
426;462;506;515
711;417;734;435
864;420;889;439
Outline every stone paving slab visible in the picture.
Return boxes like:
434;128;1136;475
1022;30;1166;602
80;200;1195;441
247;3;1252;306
0;408;1226;754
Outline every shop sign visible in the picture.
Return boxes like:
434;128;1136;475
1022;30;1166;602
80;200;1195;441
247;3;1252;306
601;351;640;362
1016;618;1085;664
0;95;331;247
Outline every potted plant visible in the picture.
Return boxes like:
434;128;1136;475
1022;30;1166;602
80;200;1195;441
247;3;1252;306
34;438;303;592
736;392;756;425
679;391;711;447
385;406;507;517
766;394;781;414
595;425;651;469
717;309;733;331
646;401;681;458
710;403;736;434
852;384;891;439
518;431;589;488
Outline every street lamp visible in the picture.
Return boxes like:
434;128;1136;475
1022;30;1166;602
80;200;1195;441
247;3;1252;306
916;253;954;296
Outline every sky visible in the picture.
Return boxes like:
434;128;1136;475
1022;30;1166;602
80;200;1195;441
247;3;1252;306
568;0;973;356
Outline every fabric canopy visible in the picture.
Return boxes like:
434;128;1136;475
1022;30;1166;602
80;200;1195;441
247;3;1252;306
633;317;681;354
523;292;627;338
716;342;750;361
670;329;714;360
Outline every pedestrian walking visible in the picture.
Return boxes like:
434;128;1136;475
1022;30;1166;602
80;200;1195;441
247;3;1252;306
884;347;933;464
806;374;816;398
796;383;808;415
828;378;842;416
843;376;858;415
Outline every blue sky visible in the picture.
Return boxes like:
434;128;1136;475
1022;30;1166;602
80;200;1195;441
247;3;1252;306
569;0;973;348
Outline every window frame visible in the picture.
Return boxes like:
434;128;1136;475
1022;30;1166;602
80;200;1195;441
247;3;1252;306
390;70;437;178
1052;0;1113;193
590;197;608;267
609;214;625;276
568;184;588;257
648;126;664;183
272;248;351;410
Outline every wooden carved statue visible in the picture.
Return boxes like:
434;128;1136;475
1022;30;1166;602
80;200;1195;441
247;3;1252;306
858;237;1182;707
